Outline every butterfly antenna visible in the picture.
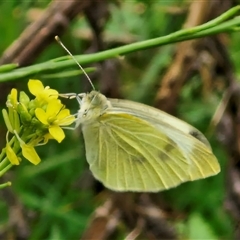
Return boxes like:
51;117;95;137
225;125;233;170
55;36;95;90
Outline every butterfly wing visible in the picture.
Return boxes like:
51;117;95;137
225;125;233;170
81;111;220;192
109;98;211;148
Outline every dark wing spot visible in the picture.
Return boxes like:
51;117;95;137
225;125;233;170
130;155;146;163
189;130;211;148
164;142;176;153
189;130;201;140
159;140;177;161
164;138;177;152
158;151;170;161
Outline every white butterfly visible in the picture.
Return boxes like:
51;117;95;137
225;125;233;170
71;90;220;192
56;36;220;192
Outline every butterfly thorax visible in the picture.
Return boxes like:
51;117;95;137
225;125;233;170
76;91;111;127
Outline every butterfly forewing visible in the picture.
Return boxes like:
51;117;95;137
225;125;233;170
109;98;212;148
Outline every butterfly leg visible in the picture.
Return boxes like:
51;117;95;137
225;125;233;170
58;93;85;105
62;126;76;131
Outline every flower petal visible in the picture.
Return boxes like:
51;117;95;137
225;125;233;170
46;99;62;116
58;114;76;126
6;144;19;165
44;88;58;99
28;80;44;96
21;144;41;165
35;108;48;125
57;109;70;119
49;125;65;143
43;133;54;144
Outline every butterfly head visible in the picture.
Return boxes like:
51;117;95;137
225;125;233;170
75;91;111;127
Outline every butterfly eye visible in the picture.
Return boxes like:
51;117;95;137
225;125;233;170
82;109;88;117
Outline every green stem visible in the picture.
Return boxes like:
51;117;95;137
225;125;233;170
8;135;17;146
0;181;12;189
0;148;6;161
0;157;10;171
0;6;239;83
0;163;13;177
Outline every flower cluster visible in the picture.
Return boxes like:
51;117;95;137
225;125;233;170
0;80;75;188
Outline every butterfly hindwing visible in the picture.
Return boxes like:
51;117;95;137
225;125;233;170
82;112;220;192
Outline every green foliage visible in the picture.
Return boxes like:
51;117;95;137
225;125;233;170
0;0;238;239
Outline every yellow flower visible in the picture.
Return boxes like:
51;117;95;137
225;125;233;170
21;143;41;165
6;143;20;165
14;130;41;165
35;99;75;143
28;79;58;104
1;79;75;170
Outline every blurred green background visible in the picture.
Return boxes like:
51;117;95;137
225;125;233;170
0;0;239;239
